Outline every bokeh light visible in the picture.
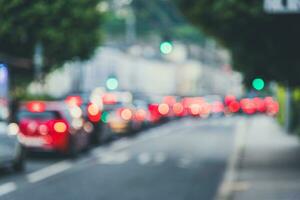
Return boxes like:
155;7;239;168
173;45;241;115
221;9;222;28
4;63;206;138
252;78;265;91
160;41;173;55
106;78;119;90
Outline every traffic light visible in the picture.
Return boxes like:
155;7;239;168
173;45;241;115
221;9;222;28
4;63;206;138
252;78;265;91
160;41;173;55
106;76;119;91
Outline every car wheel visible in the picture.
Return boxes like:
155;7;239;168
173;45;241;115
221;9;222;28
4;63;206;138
13;145;26;172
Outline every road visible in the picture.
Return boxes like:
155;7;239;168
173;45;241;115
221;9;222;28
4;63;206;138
0;117;239;200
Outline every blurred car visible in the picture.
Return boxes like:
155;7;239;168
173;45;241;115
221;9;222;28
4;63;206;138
0;122;26;172
17;101;91;157
65;94;103;145
264;97;279;116
148;95;171;123
239;96;279;116
203;95;225;117
133;99;151;128
182;97;206;117
101;103;141;140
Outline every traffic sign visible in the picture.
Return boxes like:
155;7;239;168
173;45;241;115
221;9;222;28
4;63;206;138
264;0;300;13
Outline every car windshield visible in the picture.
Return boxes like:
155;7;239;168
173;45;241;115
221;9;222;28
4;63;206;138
17;111;59;121
103;102;124;111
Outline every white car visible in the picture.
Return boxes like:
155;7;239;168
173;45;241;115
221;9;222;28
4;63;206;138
0;121;25;172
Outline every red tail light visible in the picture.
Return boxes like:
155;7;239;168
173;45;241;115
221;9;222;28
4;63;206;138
120;108;133;121
173;103;184;116
158;103;170;116
253;97;266;113
240;99;256;115
148;104;159;112
135;109;147;121
189;104;201;116
148;104;161;122
225;95;236;106
53;121;68;133
87;103;101;122
26;101;46;113
228;101;240;113
65;96;83;106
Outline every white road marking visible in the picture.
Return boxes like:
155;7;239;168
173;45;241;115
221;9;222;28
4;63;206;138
98;152;130;165
111;139;132;151
137;153;151;165
138;128;173;142
91;147;105;157
140;131;169;141
27;161;72;183
215;118;248;200
0;182;17;197
230;181;251;192
153;152;167;164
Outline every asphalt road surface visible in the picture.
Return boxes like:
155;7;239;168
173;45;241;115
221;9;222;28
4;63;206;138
0;117;238;200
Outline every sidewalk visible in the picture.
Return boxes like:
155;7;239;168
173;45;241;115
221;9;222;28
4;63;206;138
233;116;300;200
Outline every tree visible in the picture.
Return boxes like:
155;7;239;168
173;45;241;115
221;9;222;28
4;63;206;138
0;0;103;86
175;0;300;87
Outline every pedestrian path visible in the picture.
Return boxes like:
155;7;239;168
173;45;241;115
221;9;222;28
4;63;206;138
233;116;300;200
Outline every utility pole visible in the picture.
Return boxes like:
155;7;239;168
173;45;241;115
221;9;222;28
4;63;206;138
125;7;136;45
114;0;136;45
285;85;292;133
263;0;299;133
33;41;44;94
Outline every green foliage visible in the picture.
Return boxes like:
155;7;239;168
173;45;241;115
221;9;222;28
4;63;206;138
102;12;126;39
171;25;206;44
276;85;286;126
17;93;56;101
0;0;103;81
175;0;300;87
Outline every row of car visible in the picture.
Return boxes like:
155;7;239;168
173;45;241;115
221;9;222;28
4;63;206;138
0;90;279;173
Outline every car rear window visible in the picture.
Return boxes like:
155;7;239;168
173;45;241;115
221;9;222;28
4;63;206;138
17;111;61;121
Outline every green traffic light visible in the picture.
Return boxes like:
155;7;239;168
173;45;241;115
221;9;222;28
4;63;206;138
160;41;173;54
252;78;265;91
106;78;118;90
